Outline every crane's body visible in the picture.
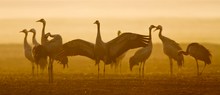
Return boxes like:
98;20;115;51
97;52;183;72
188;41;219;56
179;43;211;75
155;25;184;75
35;19;66;83
129;25;155;77
20;29;35;76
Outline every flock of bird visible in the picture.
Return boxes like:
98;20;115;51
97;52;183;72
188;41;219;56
20;18;212;82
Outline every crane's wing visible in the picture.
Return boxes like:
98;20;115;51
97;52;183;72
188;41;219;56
57;39;95;60
198;44;212;57
32;45;48;70
106;33;150;60
187;43;212;57
162;36;182;50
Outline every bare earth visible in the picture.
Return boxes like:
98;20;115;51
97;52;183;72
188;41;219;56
0;73;220;95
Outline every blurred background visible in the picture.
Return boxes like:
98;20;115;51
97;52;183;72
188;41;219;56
0;0;219;75
0;0;220;44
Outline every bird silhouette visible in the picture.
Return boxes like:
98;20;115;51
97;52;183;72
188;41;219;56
129;25;156;77
20;29;35;76
28;28;47;73
94;20;150;77
179;43;211;76
34;18;67;83
154;25;184;75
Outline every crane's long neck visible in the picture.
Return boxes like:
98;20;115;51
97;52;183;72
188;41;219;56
149;28;152;40
32;32;39;46
158;28;163;39
41;23;46;45
23;33;28;47
96;23;103;43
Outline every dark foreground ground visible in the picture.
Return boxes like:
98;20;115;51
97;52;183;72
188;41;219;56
0;73;220;95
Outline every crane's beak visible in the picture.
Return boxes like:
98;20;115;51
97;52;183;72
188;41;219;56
36;20;41;22
94;20;99;24
20;30;25;33
153;28;159;32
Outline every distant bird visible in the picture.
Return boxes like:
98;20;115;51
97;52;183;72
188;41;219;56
178;43;211;75
20;29;35;76
129;25;156;77
114;30;126;73
35;18;67;83
94;20;150;77
29;28;47;71
33;32;67;83
154;25;184;75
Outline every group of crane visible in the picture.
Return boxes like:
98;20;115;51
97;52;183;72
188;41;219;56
20;18;212;83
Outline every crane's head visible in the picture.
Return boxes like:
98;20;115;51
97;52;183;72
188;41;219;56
20;29;28;34
149;25;156;30
129;57;139;71
94;20;100;24
117;30;121;36
36;18;46;24
45;32;51;38
154;25;162;32
28;28;36;33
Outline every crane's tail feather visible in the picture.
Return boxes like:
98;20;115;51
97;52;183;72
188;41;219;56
178;50;189;56
33;45;48;70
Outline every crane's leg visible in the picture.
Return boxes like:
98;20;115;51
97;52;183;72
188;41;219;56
96;60;100;79
139;63;142;78
48;57;54;83
120;62;122;75
142;62;145;78
103;63;106;77
169;57;173;75
37;64;39;76
195;59;199;76
32;62;35;77
48;58;51;83
51;59;54;83
199;63;207;76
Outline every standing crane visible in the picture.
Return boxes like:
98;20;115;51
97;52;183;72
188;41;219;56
29;28;47;72
178;43;211;75
20;29;35;76
94;20;150;77
35;18;66;83
154;25;184;75
129;25;156;77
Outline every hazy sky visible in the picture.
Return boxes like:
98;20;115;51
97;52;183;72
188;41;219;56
0;0;220;44
1;0;220;18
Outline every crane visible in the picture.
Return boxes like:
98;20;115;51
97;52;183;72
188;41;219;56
20;29;35;76
129;25;156;77
94;20;150;77
154;25;184;75
179;43;211;75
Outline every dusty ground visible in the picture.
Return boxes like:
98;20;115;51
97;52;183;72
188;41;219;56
0;73;220;95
